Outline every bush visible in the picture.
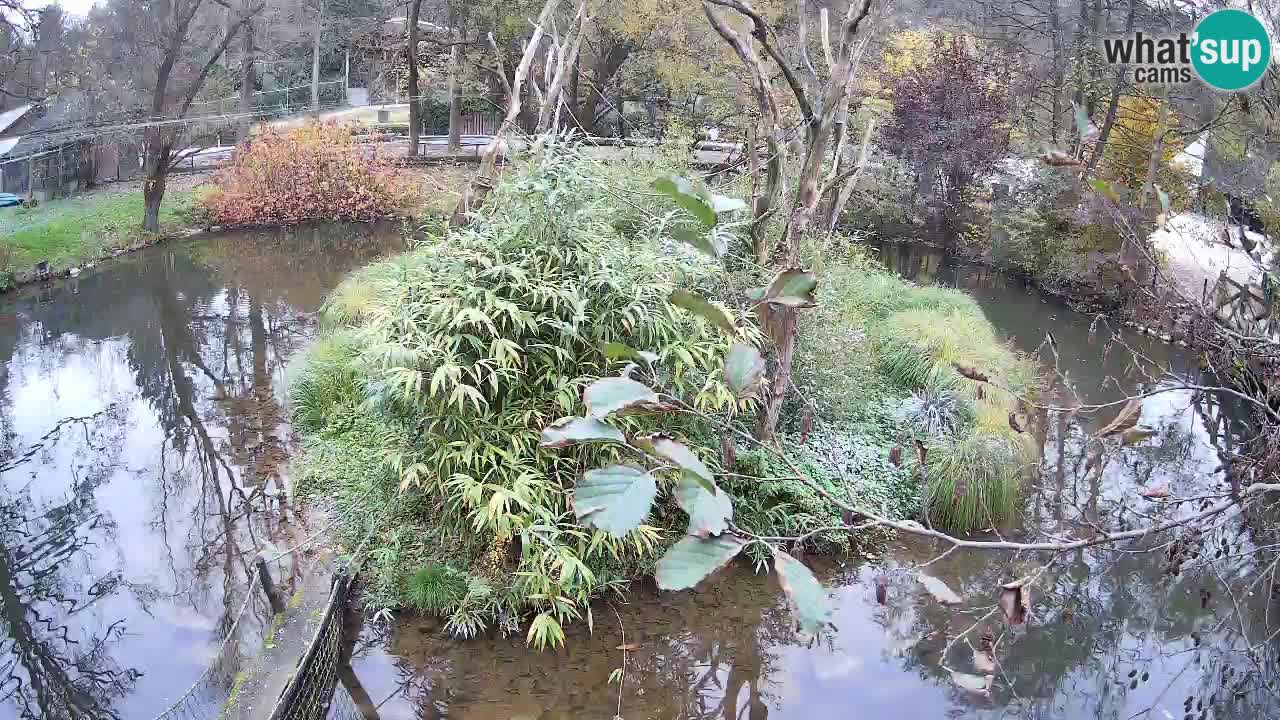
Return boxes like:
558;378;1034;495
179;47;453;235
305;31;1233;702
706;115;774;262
293;147;735;644
202;122;415;226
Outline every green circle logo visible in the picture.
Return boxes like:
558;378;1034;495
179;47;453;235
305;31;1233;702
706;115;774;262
1192;9;1272;91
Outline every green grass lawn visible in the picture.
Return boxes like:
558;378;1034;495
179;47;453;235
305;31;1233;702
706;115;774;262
0;188;200;287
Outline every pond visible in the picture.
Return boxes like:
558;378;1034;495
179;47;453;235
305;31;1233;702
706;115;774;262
0;232;1275;720
0;222;407;720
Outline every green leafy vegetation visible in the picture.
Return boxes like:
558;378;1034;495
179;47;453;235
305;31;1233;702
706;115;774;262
296;146;1038;646
0;188;200;287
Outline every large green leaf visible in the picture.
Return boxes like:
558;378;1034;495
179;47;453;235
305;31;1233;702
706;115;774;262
656;534;747;590
723;342;765;397
669;289;736;336
773;550;833;635
653;175;717;226
634;434;712;482
674;472;732;537
583;377;661;418
574;465;658;538
602;342;658;365
670;224;724;259
540;417;626;449
761;268;818;307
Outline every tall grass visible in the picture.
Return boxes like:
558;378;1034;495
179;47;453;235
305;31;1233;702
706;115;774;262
795;247;1040;533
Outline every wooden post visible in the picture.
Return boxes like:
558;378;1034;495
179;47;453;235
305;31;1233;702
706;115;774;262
256;554;286;615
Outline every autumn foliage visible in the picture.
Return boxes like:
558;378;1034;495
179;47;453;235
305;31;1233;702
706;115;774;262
202;123;415;226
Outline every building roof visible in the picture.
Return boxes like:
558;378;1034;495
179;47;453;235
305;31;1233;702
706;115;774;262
0;104;34;135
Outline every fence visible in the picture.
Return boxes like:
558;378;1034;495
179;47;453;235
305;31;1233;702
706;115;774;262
424;110;501;136
266;571;353;720
185;81;348;121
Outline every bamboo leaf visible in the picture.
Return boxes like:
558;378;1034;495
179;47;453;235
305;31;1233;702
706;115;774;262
669;289;736;335
656;534;747;590
583;377;662;418
674;472;732;537
774;550;834;635
574;464;658;538
602;342;659;365
540;417;626;449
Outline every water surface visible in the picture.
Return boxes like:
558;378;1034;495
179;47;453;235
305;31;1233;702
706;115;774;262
0;222;405;720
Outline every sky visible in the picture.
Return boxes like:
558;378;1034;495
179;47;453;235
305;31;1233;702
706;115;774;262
23;0;95;18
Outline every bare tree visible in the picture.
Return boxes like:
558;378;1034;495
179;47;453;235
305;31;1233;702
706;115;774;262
130;0;266;232
702;0;873;440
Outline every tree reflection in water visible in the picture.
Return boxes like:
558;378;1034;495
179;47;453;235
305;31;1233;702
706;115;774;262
0;222;406;718
0;408;137;719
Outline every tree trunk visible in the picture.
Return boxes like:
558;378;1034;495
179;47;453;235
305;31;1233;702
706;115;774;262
311;0;323;115
238;11;255;140
448;33;463;152
407;0;423;156
452;0;560;225
1139;95;1168;211
566;56;580;130
1085;0;1134;173
142;130;170;233
535;0;589;134
1048;0;1062;143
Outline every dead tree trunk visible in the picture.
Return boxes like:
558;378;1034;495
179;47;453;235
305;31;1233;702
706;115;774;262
703;0;873;440
534;0;590;135
450;0;560;226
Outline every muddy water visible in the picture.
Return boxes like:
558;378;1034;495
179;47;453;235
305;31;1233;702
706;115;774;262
344;243;1280;720
0;222;405;720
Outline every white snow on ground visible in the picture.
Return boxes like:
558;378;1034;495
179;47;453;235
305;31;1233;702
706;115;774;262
1149;212;1272;301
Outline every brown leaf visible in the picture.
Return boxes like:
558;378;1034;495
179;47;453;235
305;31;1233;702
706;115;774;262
875;575;889;605
1041;150;1082;167
1120;426;1156;446
998;584;1027;625
889;445;902;467
1008;412;1024;434
952;362;990;382
1097;398;1143;437
1138;483;1170;499
720;430;736;471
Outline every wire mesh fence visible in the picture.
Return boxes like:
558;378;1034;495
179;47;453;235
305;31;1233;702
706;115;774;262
267;571;353;720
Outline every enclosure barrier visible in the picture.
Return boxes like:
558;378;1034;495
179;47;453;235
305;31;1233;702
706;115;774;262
266;571;354;720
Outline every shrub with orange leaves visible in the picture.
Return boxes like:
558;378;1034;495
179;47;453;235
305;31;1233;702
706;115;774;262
202;122;415;226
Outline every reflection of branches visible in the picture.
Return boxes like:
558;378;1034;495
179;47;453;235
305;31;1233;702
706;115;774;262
0;473;137;719
0;405;118;473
